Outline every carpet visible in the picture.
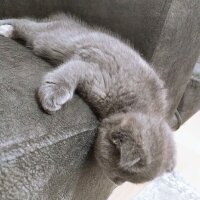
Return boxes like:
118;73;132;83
133;172;200;200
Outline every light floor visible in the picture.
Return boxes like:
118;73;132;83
108;111;200;200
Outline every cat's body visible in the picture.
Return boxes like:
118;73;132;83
0;14;176;184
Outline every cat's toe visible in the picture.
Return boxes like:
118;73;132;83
0;25;14;38
38;82;73;113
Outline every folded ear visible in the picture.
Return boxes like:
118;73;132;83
109;132;141;170
119;143;141;171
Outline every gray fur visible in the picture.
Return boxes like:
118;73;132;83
0;13;176;184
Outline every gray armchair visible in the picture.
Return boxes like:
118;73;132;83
0;0;199;200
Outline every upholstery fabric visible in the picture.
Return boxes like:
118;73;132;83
0;37;114;200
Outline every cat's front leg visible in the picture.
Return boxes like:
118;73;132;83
38;60;89;113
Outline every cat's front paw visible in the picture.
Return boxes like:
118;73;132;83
0;25;14;38
38;81;73;113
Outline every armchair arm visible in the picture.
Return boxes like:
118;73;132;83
0;37;114;200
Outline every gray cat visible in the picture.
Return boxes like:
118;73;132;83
0;13;176;184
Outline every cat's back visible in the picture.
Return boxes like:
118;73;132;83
41;14;91;41
47;14;141;67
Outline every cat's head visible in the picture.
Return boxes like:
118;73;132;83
95;112;176;184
